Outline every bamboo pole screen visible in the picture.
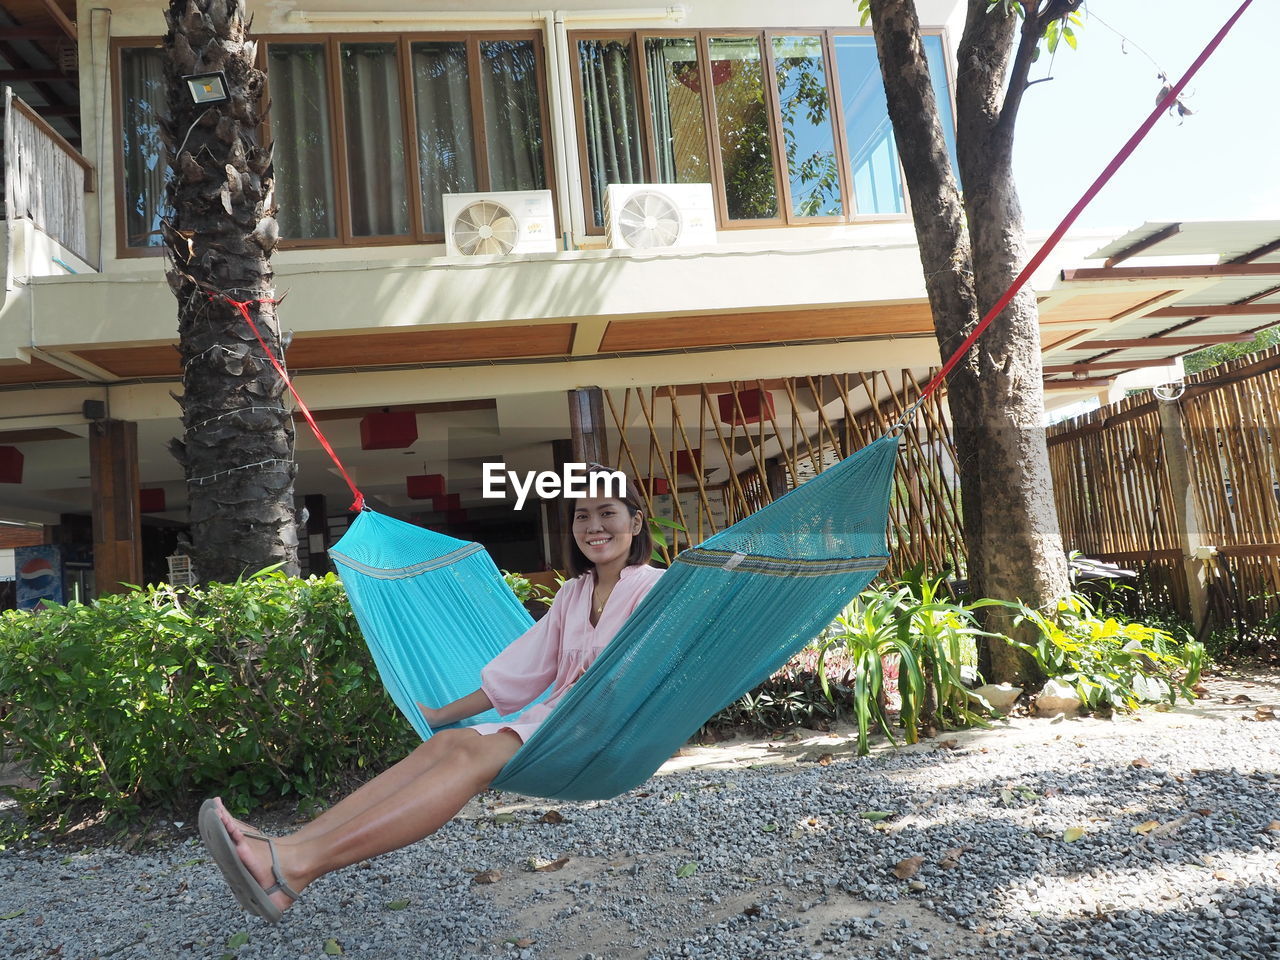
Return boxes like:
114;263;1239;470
1047;345;1280;626
601;371;964;579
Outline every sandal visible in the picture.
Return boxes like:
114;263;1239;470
198;798;300;924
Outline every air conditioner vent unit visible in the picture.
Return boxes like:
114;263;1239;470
605;183;716;250
442;190;558;257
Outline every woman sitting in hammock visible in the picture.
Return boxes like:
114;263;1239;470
199;469;663;923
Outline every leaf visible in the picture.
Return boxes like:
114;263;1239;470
676;861;699;879
1131;757;1152;768
530;857;570;873
0;910;26;920
324;938;343;955
761;823;778;833
539;810;566;824
858;810;893;821
938;846;968;870
385;899;411;911
1132;820;1160;835
1264;821;1280;832
893;856;924;879
472;869;502;884
1063;827;1086;842
225;932;250;950
493;813;516;825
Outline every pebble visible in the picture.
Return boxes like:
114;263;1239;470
2;704;1278;960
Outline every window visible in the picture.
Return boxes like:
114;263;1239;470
263;33;551;245
117;45;170;250
832;34;957;215
571;29;958;232
114;33;552;251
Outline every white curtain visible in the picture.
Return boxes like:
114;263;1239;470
268;44;338;239
412;41;476;234
341;42;409;236
120;48;168;248
479;40;546;193
578;38;643;227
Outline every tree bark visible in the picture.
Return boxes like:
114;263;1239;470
162;0;298;583
869;0;1070;684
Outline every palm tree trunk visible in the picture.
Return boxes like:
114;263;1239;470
162;0;298;582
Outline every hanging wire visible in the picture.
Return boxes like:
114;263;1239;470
190;458;295;486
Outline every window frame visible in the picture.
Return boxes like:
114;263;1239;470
567;26;958;236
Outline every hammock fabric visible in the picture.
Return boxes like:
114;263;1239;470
329;435;897;801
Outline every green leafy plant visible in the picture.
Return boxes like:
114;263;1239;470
502;570;556;608
995;592;1205;711
0;571;416;824
648;515;684;563
816;569;997;756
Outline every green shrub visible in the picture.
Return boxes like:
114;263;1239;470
0;572;416;822
817;574;994;756
997;592;1205;711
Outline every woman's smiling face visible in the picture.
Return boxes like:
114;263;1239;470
572;497;641;571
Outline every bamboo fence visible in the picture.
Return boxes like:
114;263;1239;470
1048;345;1280;626
601;371;965;580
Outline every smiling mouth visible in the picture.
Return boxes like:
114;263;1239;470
586;537;612;547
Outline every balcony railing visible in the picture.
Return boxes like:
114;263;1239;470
3;86;93;263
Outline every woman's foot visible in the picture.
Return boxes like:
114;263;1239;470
212;797;261;840
213;799;305;916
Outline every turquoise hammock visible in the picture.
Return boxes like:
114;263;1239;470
329;435;898;802
222;2;1247;803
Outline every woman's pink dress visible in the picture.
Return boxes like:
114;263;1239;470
470;564;664;741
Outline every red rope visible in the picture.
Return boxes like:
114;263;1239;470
223;296;366;513
916;0;1255;405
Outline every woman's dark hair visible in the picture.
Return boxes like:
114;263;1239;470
565;463;653;577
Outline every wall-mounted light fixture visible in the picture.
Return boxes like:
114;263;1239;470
183;71;230;106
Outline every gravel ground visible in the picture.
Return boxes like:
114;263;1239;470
1;669;1278;960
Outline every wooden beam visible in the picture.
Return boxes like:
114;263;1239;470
1217;543;1280;558
1043;358;1180;373
32;104;79;117
40;0;78;41
1043;378;1115;390
1;27;63;38
1147;302;1280;319
1066;333;1257;350
1063;263;1280;282
0;70;74;82
1103;223;1181;268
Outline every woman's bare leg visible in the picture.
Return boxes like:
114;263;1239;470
216;729;520;914
216;728;493;844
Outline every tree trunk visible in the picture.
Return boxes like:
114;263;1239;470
869;0;1070;684
162;0;298;583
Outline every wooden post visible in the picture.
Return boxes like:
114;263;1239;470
549;438;574;569
89;420;142;595
304;493;331;575
1157;398;1210;628
568;386;609;465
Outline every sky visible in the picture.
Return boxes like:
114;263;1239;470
1011;0;1279;236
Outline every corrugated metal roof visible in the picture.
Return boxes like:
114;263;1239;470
1089;220;1280;263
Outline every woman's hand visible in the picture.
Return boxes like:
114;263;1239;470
417;702;443;728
